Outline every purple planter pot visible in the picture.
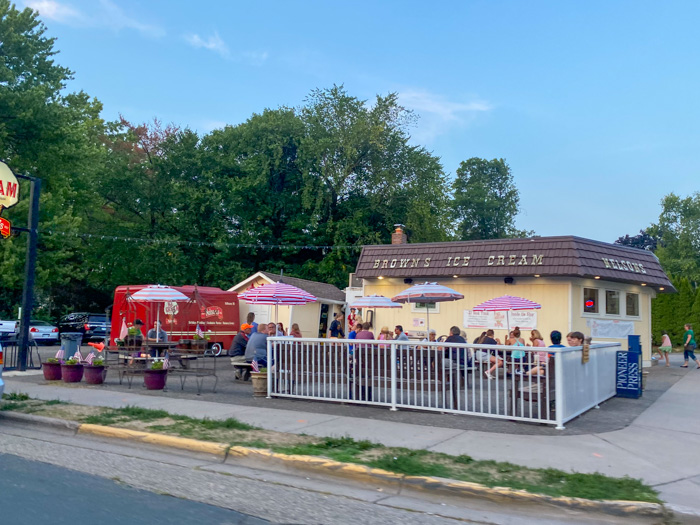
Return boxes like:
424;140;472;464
42;362;62;381
144;369;167;390
61;364;84;383
84;365;105;385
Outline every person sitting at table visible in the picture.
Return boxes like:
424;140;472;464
290;323;303;338
147;321;167;342
277;322;287;336
245;323;268;363
230;323;252;380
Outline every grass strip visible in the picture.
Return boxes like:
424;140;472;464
0;398;660;503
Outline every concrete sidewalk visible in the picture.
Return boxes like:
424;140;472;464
4;368;700;518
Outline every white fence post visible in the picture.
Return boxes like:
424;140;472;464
266;338;272;399
390;342;397;411
555;351;565;430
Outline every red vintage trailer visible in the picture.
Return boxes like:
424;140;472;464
110;285;239;356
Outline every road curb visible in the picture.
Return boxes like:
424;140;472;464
0;411;81;432
226;445;666;518
78;424;228;457
4;414;668;519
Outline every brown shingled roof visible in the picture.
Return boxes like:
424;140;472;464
354;236;674;292
260;272;346;302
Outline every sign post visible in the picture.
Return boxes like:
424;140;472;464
0;161;41;371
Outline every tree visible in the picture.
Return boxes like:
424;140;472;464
648;192;700;285
0;1;106;319
615;230;658;251
452;157;530;240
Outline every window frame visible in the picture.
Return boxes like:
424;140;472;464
411;302;440;314
625;292;641;318
583;287;599;314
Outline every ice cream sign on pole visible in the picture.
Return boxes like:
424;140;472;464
0;161;20;238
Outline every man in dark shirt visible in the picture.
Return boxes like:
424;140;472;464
445;325;467;367
329;313;345;338
230;323;252;380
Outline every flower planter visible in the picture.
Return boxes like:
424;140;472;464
251;372;268;398
42;362;62;381
84;365;106;385
61;364;84;383
144;369;168;390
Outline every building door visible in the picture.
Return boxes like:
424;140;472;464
318;304;329;338
248;304;269;325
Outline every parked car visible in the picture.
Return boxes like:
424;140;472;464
25;320;60;345
0;320;18;342
59;313;109;343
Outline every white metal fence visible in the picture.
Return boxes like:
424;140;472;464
266;337;621;429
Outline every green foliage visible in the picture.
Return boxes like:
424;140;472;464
45;357;59;364
63;358;79;365
452;157;530;240
150;360;164;370
2;392;29;401
649;192;700;284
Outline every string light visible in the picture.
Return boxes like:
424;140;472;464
41;229;363;252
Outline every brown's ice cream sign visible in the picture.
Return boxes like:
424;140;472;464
0;161;20;238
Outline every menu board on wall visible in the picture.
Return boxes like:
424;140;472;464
586;319;634;339
463;310;538;331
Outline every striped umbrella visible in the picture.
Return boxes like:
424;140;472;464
472;295;541;335
128;285;190;342
239;282;316;325
391;282;464;333
350;295;402;309
472;295;542;311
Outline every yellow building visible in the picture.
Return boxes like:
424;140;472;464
354;230;674;365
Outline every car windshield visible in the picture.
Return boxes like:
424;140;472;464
29;321;52;326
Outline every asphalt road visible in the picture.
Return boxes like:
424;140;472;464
0;453;266;524
0;420;659;525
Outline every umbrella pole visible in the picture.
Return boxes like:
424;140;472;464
426;305;430;335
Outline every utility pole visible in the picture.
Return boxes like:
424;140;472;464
16;175;41;371
0;161;41;371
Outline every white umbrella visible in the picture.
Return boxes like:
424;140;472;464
128;285;190;342
350;295;402;330
392;282;464;334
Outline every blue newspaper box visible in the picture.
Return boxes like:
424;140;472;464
616;335;642;398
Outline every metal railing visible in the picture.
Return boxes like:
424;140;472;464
1;336;42;371
266;337;621;428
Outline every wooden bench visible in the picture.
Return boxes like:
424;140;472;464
167;349;217;394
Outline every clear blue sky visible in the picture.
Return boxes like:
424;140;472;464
22;0;700;242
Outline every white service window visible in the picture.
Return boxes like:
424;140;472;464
605;290;620;315
626;293;640;317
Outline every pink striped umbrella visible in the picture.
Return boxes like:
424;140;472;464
239;282;316;325
392;282;464;333
472;295;541;335
472;295;542;311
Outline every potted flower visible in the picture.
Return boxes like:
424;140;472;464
124;326;143;348
251;367;268;398
144;360;168;390
84;358;106;385
192;332;210;350
61;357;84;383
42;357;62;381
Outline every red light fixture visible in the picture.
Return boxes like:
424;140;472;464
30;327;38;332
52;327;59;332
84;323;90;331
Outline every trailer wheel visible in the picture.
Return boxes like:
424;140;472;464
209;342;223;357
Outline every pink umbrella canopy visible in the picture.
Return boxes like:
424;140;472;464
391;282;464;333
239;282;316;305
472;295;542;311
239;282;317;326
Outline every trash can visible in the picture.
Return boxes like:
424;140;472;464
60;332;83;359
